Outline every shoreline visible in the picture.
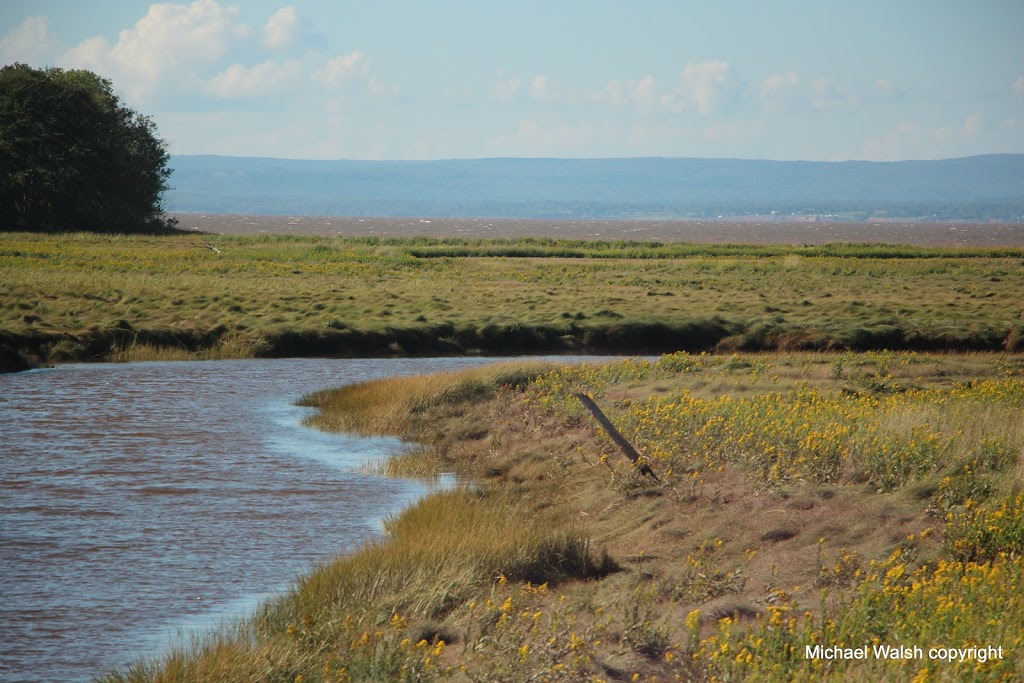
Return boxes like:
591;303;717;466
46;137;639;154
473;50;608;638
96;352;1024;681
3;318;1020;373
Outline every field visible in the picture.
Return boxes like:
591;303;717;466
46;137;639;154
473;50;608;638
8;226;1024;680
102;352;1024;682
2;230;1023;367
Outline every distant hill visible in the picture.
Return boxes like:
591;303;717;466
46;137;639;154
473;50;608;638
165;154;1024;221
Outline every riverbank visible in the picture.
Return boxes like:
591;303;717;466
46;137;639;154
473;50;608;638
103;351;1024;681
0;342;32;372
4;357;515;683
3;232;1024;368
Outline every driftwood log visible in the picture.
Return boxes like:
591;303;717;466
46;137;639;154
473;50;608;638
575;393;660;481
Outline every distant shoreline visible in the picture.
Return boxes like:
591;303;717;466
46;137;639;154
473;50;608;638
172;213;1024;248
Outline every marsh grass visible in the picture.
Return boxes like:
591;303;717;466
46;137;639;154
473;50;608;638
297;362;553;436
4;232;1024;365
361;444;448;479
98;347;1024;681
104;488;605;683
107;336;266;362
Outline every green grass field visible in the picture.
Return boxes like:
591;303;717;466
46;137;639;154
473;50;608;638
2;232;1022;366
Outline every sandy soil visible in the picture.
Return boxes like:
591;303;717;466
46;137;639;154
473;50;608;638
173;213;1024;247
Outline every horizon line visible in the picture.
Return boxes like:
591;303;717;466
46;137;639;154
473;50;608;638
168;152;1023;165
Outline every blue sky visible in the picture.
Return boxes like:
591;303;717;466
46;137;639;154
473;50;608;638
2;1;1022;161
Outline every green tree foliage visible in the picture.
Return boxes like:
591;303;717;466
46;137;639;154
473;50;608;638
0;63;173;231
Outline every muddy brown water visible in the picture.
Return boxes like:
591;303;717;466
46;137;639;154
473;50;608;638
0;356;605;682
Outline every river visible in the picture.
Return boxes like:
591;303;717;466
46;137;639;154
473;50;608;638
0;356;581;682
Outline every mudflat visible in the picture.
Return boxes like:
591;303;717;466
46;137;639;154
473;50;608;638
173;214;1024;247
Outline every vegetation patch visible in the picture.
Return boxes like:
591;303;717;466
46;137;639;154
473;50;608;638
3;233;1024;367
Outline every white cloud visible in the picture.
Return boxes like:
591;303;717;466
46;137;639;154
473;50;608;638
659;92;685;114
633;75;657;112
490;118;604;156
929;114;984;147
757;72;872;114
205;60;302;98
62;0;239;102
858;113;990;160
492;70;521;101
1;15;58;64
529;74;551;102
859;122;922;160
595;80;628;107
1014;75;1024;99
873;78;895;96
673;60;733;115
264;6;298;49
593;75;657;112
755;71;801;112
809;77;856;110
961;113;983;136
869;77;912;103
759;71;799;99
313;51;370;89
621;60;736;116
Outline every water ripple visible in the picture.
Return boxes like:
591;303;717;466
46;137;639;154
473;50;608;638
0;356;522;683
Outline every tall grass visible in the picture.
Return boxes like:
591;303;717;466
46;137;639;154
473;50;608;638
103;488;605;683
298;362;553;435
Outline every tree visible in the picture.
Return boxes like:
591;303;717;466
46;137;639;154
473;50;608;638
0;63;174;231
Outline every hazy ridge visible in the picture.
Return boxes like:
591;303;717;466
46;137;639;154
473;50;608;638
166;154;1024;221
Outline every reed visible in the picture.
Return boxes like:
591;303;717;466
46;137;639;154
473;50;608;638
297;361;553;435
102;490;604;683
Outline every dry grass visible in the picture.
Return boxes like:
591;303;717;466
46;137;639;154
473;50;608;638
101;352;1024;682
103;488;604;683
297;362;553;436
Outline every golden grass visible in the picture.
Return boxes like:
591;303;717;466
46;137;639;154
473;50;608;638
361;444;448;479
104;488;602;683
107;338;264;362
102;352;1024;682
297;362;553;435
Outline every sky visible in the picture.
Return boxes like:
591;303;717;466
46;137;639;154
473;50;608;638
2;0;1023;161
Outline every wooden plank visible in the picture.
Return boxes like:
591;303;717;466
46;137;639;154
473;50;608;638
575;393;659;481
